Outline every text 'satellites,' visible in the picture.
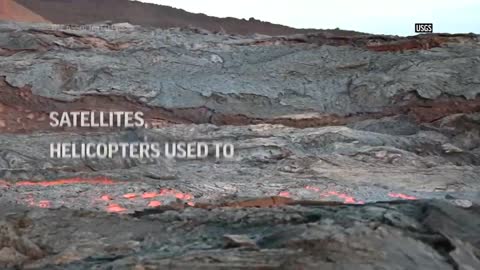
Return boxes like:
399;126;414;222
49;111;235;159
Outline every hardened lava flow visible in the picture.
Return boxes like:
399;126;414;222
1;176;423;214
0;16;479;270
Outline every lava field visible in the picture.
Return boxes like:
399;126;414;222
0;20;479;269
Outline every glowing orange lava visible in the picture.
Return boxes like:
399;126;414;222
158;188;193;200
278;191;291;197
175;193;189;200
23;195;52;208
98;188;194;213
38;200;51;208
142;192;158;199
7;177;196;213
107;203;127;213
122;193;137;199
15;177;116;187
305;186;364;204
148;201;162;207
388;192;417;200
321;190;364;204
305;186;321;192
100;195;112;201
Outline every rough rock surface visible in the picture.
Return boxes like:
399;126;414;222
0;21;479;269
0;123;479;214
0;22;478;125
0;200;479;269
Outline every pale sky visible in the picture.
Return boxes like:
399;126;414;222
137;0;479;36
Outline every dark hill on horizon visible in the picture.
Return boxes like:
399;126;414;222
15;0;363;36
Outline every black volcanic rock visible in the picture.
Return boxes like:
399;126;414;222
0;200;479;269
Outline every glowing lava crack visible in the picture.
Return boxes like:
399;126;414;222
1;177;419;213
1;177;196;213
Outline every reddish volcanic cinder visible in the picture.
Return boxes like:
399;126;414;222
0;0;50;23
